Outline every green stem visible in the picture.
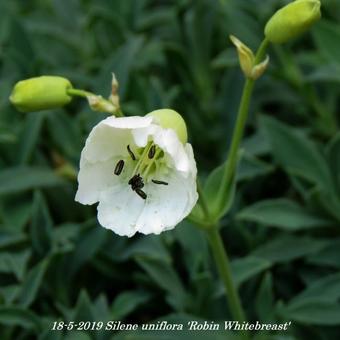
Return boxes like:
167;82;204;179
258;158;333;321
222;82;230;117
67;88;124;117
67;88;92;98
194;38;270;339
208;226;247;324
217;38;269;205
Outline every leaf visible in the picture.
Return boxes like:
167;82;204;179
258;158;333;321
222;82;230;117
252;236;327;263
30;191;53;256
260;115;332;190
16;111;45;164
0;250;31;280
326;131;340;190
237;154;274;182
0;167;65;196
67;225;107;276
136;257;187;311
111;291;151;320
0;306;41;331
17;258;49;307
307;239;340;268
255;273;275;322
237;199;332;231
292;273;340;304
204;162;236;221
231;256;271;287
279;299;340;326
313;20;340;64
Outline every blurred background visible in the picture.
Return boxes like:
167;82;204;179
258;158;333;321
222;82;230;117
0;0;340;339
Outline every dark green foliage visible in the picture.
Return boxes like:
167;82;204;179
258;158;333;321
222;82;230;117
0;0;340;339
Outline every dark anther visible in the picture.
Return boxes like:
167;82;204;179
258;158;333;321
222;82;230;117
127;145;136;160
129;174;147;199
136;188;147;200
128;174;144;190
152;179;168;185
114;160;124;175
148;145;156;159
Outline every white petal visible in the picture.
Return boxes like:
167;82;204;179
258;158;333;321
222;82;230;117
136;160;198;235
97;186;146;237
132;124;159;147
82;116;153;162
75;157;120;205
153;128;190;173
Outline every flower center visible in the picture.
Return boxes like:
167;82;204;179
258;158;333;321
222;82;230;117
114;143;168;200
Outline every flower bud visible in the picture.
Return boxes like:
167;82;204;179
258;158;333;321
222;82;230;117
230;35;255;78
230;35;269;80
264;0;321;44
10;76;73;112
87;95;117;113
147;109;188;144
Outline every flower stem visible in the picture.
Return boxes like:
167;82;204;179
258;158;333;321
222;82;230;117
194;38;269;340
67;88;92;98
217;38;269;207
207;226;248;334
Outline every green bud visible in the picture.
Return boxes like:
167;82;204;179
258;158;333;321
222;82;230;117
264;0;321;44
230;35;255;78
230;35;269;80
146;109;188;144
87;94;117;113
10;76;73;112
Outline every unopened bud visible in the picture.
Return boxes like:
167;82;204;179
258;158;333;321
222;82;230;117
230;35;255;78
265;0;321;44
251;55;270;80
10;76;72;112
230;35;269;80
109;73;120;109
87;95;117;113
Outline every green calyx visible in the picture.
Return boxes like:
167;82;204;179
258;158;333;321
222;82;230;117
10;76;73;112
146;109;188;144
265;0;321;44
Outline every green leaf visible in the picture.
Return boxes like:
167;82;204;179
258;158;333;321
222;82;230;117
30;191;53;256
237;153;274;182
237;199;332;231
326;131;340;190
307;239;340;268
17;258;49;307
136;257;187;311
204;162;236;221
0;306;41;331
313;20;340;64
279;299;340;325
111;291;151;320
0;167;65;196
292;273;340;304
16;111;45;164
0;250;31;280
252;236;327;263
255;273;275;322
231;256;271;287
260;115;332;190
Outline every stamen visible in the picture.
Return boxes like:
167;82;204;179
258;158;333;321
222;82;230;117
152;179;168;185
136;188;147;200
128;174;144;190
127;145;136;160
114;160;124;175
148;145;156;159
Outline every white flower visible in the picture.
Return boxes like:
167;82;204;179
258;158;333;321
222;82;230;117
75;112;198;237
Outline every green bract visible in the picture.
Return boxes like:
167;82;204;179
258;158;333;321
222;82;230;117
264;0;321;44
10;76;73;112
146;109;188;144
